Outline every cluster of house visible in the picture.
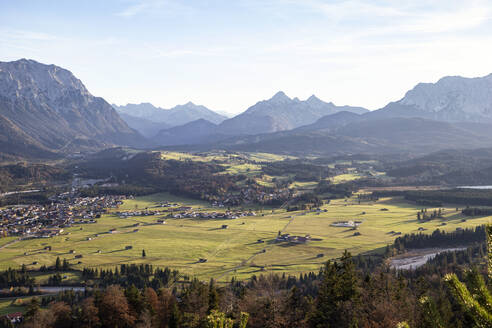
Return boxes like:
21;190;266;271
275;233;312;244
0;195;126;238
115;202;256;220
206;187;292;207
116;210;163;218
2;312;22;325
168;210;256;219
116;205;195;218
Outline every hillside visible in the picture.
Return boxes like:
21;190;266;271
118;113;170;138
153;119;221;146
209;117;492;156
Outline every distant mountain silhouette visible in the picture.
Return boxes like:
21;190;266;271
114;101;227;137
154;119;222;146
216;91;368;135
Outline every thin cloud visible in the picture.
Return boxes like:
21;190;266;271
115;2;149;17
114;0;193;18
0;29;59;41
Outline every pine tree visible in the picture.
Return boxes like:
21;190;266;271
419;296;445;328
208;278;219;313
55;256;61;271
309;250;359;328
444;273;492;327
25;297;40;320
168;302;182;328
142;249;146;258
205;310;233;328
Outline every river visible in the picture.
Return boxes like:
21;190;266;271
458;185;492;189
390;247;466;270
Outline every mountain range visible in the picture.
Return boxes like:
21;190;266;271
215;91;368;135
0;59;146;158
152;92;369;146
156;73;492;155
114;102;227;137
2;58;492;159
368;74;492;122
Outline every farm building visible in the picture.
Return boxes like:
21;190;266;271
276;234;311;244
5;312;23;324
330;221;362;228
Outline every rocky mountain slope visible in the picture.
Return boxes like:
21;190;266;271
369;74;492;122
0;59;146;158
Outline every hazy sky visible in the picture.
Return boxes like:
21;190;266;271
2;0;492;114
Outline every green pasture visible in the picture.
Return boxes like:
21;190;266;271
0;296;32;316
220;163;262;176
330;173;362;184
0;194;490;282
288;181;318;189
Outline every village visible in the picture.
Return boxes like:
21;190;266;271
116;202;257;220
0;195;126;239
167;209;256;220
204;187;293;207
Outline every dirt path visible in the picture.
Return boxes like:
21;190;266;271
215;211;304;280
0;238;21;250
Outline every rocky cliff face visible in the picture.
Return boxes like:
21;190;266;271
375;74;492;122
0;59;146;157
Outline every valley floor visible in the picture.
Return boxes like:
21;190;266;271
0;193;490;282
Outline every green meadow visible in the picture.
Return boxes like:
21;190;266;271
0;194;490;282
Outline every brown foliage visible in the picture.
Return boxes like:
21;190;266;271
99;285;136;328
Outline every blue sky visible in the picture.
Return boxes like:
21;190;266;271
2;0;492;114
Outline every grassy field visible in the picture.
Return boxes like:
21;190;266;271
330;173;361;184
0;194;490;282
159;151;292;164
0;296;31;316
289;180;318;189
